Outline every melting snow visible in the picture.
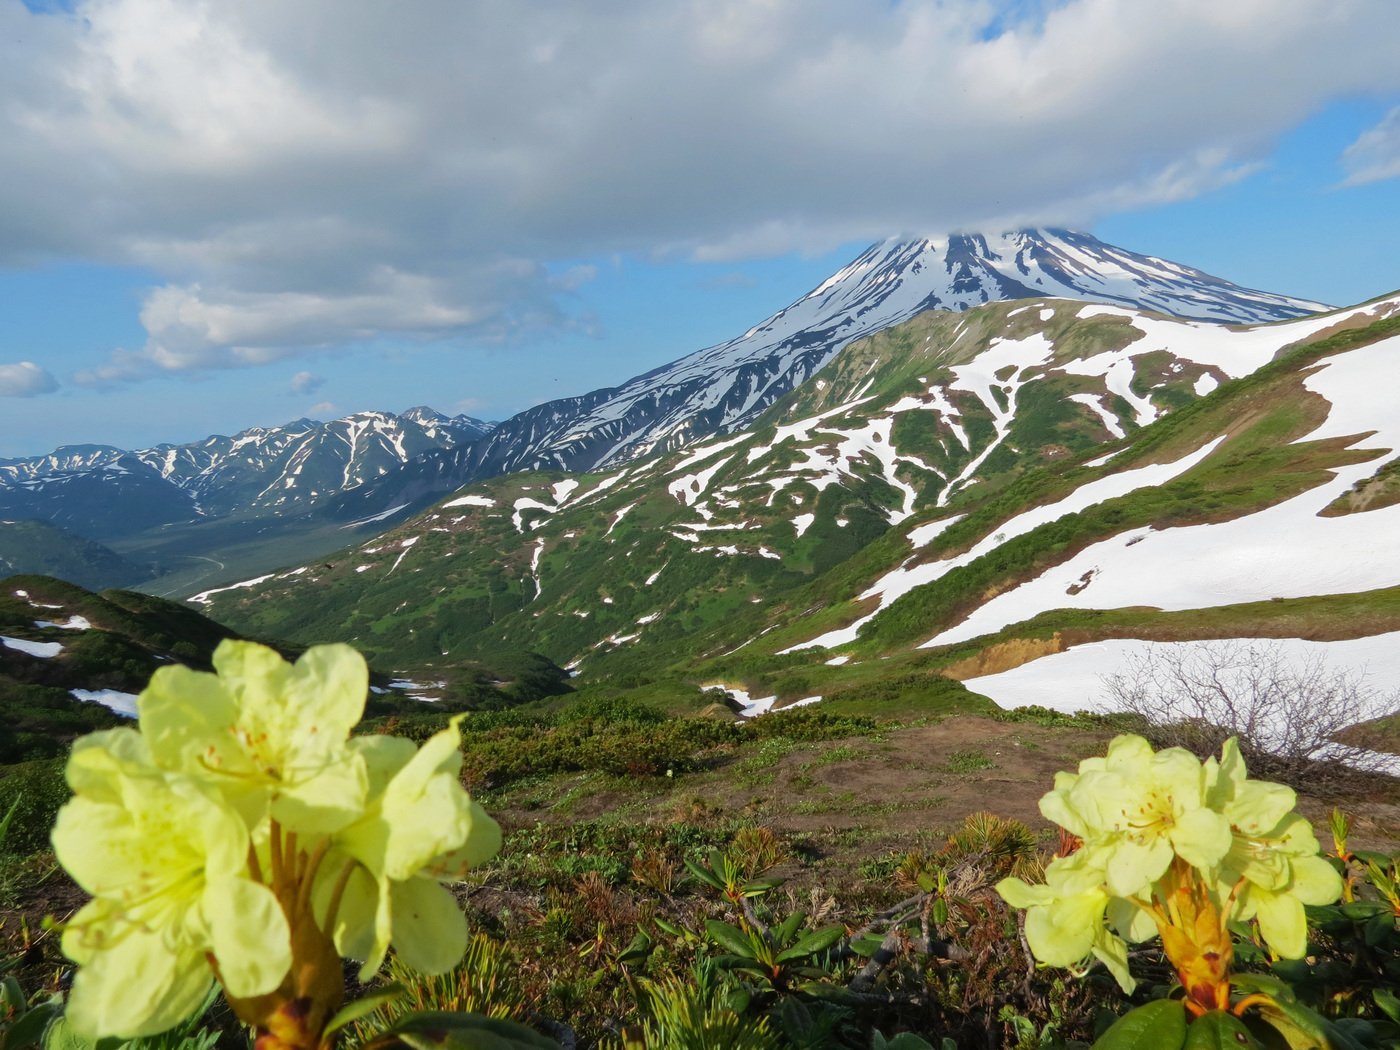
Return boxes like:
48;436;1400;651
71;688;138;718
785;437;1223;652
34;616;91;630
191;574;275;605
669;433;751;474
963;635;1400;774
442;493;496;508
2;636;63;658
668;456;734;506
926;335;1400;648
606;502;637;536
793;513;815;538
550;479;581;504
341;503;409;528
1069;393;1126;439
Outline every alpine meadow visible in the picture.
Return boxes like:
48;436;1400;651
1;4;1399;1050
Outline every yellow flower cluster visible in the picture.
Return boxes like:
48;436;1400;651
998;735;1341;1008
52;641;501;1040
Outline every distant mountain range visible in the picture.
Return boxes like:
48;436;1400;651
0;228;1331;592
0;407;493;542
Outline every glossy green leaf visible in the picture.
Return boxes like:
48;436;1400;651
775;924;845;962
1183;1012;1259;1050
704;919;758;959
1374;989;1400;1025
683;858;724;891
1;976;25;1012
617;930;651;966
1232;972;1295;1002
1256;996;1365;1050
773;911;806;946
1091;1000;1188;1050
4;1001;59;1050
368;1011;558;1050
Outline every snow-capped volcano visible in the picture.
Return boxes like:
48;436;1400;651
333;229;1328;519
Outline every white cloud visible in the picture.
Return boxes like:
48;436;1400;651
307;400;336;417
0;362;59;397
1341;105;1400;185
289;370;324;395
4;0;1400;379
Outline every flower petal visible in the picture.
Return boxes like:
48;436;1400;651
1288;855;1343;907
1023;888;1106;967
1250;889;1308;960
1090;930;1136;994
1226;780;1295;836
390;877;468;975
1169;807;1232;872
996;877;1053;910
65;927;213;1039
203;877;292;998
1105;836;1173;898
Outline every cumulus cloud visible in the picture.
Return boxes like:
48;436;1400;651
307;401;337;417
0;362;59;398
290;370;324;395
1341;105;1400;185
4;0;1400;380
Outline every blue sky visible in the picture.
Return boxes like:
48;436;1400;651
2;1;1400;459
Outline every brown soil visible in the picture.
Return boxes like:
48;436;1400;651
494;716;1400;887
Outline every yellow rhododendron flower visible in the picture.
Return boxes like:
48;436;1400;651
1000;734;1342;1008
138;640;369;833
52;733;292;1038
1205;739;1343;958
52;640;502;1047
317;718;501;979
998;849;1142;993
1039;734;1231;898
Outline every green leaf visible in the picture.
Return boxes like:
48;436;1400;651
1;977;26;1013
1363;914;1392;947
773;911;806;946
4;1002;59;1050
1374;989;1400;1025
1233;972;1295;1002
1183;1012;1260;1050
704;919;759;959
872;1033;936;1050
848;932;885;957
617;930;652;966
775;924;845;962
322;984;408;1039
38;1015;91;1050
367;1011;558;1050
1091;1001;1188;1050
683;858;723;891
1255;997;1367;1050
652;917;688;938
740;879;782;898
0;795;22;851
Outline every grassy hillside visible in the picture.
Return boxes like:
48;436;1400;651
0;519;150;590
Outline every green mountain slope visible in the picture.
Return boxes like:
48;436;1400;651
198;293;1400;722
0;519;151;589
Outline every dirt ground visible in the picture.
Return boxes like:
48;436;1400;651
495;716;1400;883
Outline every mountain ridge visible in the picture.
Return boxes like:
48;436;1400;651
0;407;494;542
328;228;1329;521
